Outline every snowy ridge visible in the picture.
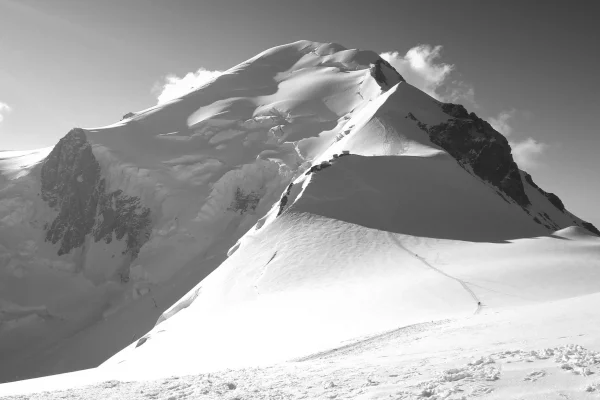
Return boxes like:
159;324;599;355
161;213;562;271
0;40;402;382
99;76;599;380
0;148;52;180
0;40;598;389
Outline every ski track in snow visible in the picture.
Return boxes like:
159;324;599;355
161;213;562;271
386;232;483;315
292;319;451;362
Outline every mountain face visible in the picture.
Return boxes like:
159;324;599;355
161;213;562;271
41;128;152;261
410;107;529;207
0;40;597;382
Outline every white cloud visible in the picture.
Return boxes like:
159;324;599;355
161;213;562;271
154;68;223;105
440;81;476;107
488;109;516;136
0;102;12;122
510;138;548;170
380;45;476;106
488;110;547;169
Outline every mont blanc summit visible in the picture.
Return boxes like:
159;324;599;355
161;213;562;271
0;41;599;393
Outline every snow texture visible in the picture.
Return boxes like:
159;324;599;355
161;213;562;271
0;41;599;398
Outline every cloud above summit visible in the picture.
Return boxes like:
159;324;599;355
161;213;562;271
150;44;548;172
489;109;516;136
511;138;549;170
154;68;223;105
487;109;549;170
0;102;12;123
380;45;476;107
154;45;473;107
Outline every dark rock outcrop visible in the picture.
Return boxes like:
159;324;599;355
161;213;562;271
122;112;135;120
135;336;149;348
439;103;470;119
522;172;565;211
277;183;294;217
545;193;565;212
409;109;530;207
277;195;288;217
410;103;600;236
370;58;404;89
41;129;104;256
41;128;151;258
582;221;600;236
228;188;261;214
93;184;152;258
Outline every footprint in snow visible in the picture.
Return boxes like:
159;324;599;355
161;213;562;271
523;369;547;382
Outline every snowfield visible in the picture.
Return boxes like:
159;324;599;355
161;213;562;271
2;294;600;399
1;40;599;399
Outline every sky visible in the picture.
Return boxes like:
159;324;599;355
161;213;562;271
0;0;598;227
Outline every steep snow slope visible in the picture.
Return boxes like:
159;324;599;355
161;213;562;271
0;148;52;180
96;81;600;381
0;40;597;385
0;41;404;382
3;253;599;399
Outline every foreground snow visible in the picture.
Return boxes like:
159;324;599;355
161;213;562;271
94;78;600;377
2;291;600;399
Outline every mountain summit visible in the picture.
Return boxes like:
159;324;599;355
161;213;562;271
0;40;598;383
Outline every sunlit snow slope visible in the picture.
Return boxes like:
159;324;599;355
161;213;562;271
0;40;598;383
99;79;600;380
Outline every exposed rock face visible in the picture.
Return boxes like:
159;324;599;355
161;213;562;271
407;104;600;237
277;183;294;217
41;129;104;256
41;128;151;258
228;188;262;214
583;222;600;236
439;103;470;119
522;172;565;211
408;110;530;207
93;184;152;258
370;58;404;89
277;195;288;217
121;112;135;120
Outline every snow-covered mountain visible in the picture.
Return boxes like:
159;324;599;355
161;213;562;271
0;40;598;385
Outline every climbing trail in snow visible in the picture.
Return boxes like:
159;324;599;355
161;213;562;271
254;251;278;296
386;232;482;314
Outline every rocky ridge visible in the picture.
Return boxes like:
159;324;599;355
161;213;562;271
405;104;598;236
41;128;152;260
